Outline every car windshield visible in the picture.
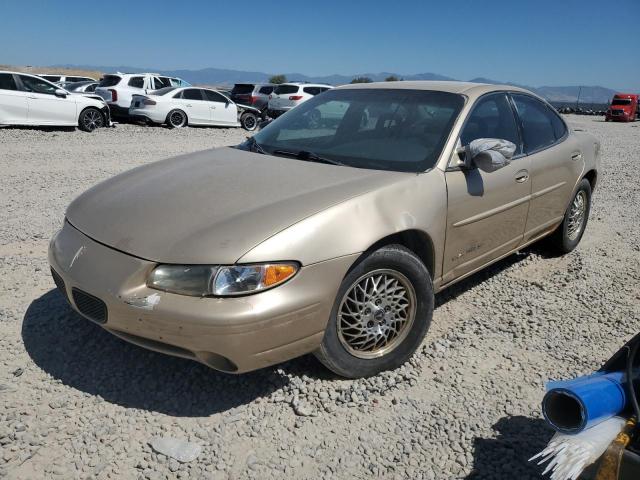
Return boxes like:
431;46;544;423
253;88;465;173
274;85;299;95
153;87;178;96
99;75;121;87
611;99;632;105
232;84;254;94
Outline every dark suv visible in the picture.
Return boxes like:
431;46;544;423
230;83;274;112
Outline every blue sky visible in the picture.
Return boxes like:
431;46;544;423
2;0;638;90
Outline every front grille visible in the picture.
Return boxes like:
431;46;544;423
50;268;67;299
611;109;624;115
72;288;107;324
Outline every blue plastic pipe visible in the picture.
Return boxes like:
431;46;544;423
542;371;627;434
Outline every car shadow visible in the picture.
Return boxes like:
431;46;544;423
21;289;331;417
466;415;553;479
435;249;530;308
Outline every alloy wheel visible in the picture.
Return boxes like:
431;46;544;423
337;269;416;359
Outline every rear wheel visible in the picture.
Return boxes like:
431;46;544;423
78;108;105;132
167;109;187;128
546;178;591;254
315;245;434;378
240;112;258;131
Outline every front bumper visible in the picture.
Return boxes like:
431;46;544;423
48;221;355;373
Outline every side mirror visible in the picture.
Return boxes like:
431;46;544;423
458;138;516;171
54;89;67;98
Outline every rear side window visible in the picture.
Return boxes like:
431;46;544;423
203;90;228;103
154;77;172;89
99;75;121;87
303;87;320;95
128;77;144;88
0;73;17;91
512;94;561;152
258;86;274;95
461;93;521;153
182;89;204;101
274;85;299;95
41;75;60;82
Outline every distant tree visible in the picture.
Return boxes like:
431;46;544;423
351;76;373;84
385;75;401;82
269;74;287;84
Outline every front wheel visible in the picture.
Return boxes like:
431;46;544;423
240;112;258;131
166;109;187;128
314;245;434;378
546;178;592;254
78;108;105;132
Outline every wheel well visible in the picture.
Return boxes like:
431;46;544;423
361;230;435;278
584;169;597;191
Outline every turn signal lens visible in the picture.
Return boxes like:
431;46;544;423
263;264;297;287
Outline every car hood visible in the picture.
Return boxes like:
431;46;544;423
66;147;408;264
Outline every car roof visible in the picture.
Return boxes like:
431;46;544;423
336;80;532;98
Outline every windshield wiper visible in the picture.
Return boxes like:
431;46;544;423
272;149;344;166
245;136;267;154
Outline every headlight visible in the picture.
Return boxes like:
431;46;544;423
147;263;298;297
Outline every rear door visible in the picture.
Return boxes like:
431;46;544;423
0;73;29;124
203;90;237;125
18;75;76;125
510;93;583;242
442;92;531;284
174;88;210;124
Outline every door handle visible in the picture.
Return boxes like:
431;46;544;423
571;152;582;161
27;96;37;99
515;170;529;183
185;104;192;107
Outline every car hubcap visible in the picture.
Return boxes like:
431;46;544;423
567;190;587;240
171;112;185;127
337;269;416;359
84;110;103;130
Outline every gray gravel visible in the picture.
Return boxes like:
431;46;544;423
1;117;639;479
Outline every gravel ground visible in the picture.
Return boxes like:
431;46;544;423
1;117;639;479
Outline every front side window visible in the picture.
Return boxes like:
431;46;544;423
204;90;228;103
253;88;464;172
0;73;17;91
512;94;562;153
41;75;60;82
128;77;144;88
182;89;204;101
19;75;58;95
461;93;521;154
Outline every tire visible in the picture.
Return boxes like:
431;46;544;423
240;112;258;131
78;108;105;132
546;178;592;254
314;245;434;378
166;109;187;128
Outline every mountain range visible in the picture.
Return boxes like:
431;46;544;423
55;64;619;104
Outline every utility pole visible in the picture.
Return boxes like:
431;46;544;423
575;86;582;111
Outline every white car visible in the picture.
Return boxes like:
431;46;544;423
128;86;262;131
0;71;110;132
95;73;191;118
38;74;97;83
267;83;332;118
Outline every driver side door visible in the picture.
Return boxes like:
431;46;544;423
18;75;76;125
442;92;532;285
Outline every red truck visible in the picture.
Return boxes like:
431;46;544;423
605;93;638;122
